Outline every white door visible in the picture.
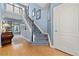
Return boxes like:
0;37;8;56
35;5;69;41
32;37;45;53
53;4;79;55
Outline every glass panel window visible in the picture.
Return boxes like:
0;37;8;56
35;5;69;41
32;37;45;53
14;7;19;14
5;3;23;15
19;8;23;15
6;4;13;12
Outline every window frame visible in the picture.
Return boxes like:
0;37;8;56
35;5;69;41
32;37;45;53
5;3;23;15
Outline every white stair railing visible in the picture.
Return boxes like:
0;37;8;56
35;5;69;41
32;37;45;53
22;15;32;33
34;21;48;34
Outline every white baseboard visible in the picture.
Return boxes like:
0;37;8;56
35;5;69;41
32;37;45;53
47;34;56;49
13;35;31;42
33;34;35;42
48;34;52;47
50;44;55;48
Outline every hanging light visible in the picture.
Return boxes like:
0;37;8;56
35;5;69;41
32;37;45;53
3;23;10;27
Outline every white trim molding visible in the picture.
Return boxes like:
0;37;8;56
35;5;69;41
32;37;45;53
22;15;32;33
20;35;31;42
34;21;45;33
33;34;35;42
47;34;53;47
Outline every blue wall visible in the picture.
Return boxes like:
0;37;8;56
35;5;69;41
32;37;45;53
0;3;5;16
20;23;32;42
0;4;5;11
28;3;62;44
47;4;51;44
0;3;5;47
29;3;48;33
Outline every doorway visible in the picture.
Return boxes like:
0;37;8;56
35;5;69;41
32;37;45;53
53;3;79;55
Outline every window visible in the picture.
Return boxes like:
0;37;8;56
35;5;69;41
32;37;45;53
19;8;23;15
14;7;19;14
5;3;23;15
6;4;13;12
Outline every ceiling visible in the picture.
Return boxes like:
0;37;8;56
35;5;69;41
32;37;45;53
18;3;61;9
19;3;29;6
19;3;49;9
36;3;49;8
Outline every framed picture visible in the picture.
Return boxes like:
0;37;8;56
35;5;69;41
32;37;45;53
13;24;20;33
36;9;41;20
32;8;36;17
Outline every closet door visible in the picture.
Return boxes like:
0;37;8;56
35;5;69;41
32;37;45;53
53;4;79;55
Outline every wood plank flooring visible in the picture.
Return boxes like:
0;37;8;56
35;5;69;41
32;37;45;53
0;38;71;56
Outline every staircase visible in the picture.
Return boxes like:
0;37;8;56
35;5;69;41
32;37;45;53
16;3;48;45
23;15;48;45
32;22;48;45
33;24;41;34
21;8;48;45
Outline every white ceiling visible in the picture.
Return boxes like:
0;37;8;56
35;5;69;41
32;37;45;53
19;3;29;6
36;3;49;8
19;3;49;9
17;3;61;9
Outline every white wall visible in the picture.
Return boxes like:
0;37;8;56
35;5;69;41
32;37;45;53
20;24;32;42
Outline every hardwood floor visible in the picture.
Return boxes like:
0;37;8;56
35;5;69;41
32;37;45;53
0;38;70;56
